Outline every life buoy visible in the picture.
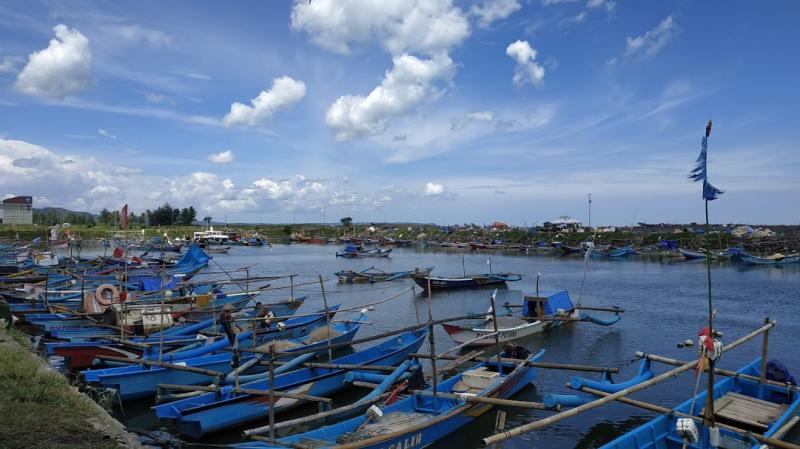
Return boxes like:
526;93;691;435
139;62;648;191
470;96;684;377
83;284;120;314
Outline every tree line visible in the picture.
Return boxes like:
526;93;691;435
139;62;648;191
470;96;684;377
32;203;198;227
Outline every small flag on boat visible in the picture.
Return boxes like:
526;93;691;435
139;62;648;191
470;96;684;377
120;204;128;229
689;120;723;201
112;247;124;258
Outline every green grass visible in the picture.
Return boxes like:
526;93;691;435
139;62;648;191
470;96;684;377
0;330;121;449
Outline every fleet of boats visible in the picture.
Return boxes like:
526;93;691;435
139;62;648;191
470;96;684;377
1;222;798;449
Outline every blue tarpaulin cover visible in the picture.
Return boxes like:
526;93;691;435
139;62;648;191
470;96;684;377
138;275;179;292
658;240;678;250
175;244;211;268
523;289;574;317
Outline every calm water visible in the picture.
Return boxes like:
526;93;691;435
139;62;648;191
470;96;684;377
118;244;800;448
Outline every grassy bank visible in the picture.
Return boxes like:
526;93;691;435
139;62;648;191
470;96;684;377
0;328;133;449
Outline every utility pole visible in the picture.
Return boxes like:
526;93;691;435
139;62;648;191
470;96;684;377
587;193;592;230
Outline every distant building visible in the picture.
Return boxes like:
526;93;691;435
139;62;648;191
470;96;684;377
543;216;582;231
1;196;33;225
491;221;508;231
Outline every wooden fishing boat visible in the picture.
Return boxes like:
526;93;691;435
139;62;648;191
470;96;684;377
46;297;308;371
441;290;622;346
740;253;800;265
81;306;343;400
336;245;392;258
205;245;231;254
335;266;433;284
233;349;545;449
411;272;522;291
595;357;800;449
153;329;428;438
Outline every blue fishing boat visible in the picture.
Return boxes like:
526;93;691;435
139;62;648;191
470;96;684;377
740;253;800;265
81;308;356;400
234;348;545;449
595;358;800;449
336;244;392;258
412;272;522;291
153;329;428;438
335;266;433;283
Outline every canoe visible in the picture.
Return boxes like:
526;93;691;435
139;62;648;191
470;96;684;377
82;307;353;401
441;290;621;346
234;348;545;449
335;267;433;283
596;358;800;449
412;273;522;291
740;253;800;265
153;329;428;438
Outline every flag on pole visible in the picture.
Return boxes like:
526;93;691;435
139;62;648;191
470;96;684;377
120;204;128;229
689;120;723;201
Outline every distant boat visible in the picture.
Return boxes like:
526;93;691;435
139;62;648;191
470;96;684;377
204;245;231;254
442;290;621;346
336;244;392;258
336;266;434;283
412;272;522;291
740;253;800;265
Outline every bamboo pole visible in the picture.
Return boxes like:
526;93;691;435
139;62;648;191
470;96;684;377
156;383;332;403
489;291;502;366
244;391;393;436
414;390;548;409
268;344;276;440
492;411;507;449
634;351;799;392
760;316;770;385
577;386;800;449
438;350;484;373
481;320;775;446
427;277;438;399
238;313;484;357
410;353;620;374
319;275;333;362
258;362;405;372
96;355;225;378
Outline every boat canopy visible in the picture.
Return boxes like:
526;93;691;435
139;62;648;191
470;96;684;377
175;244;211;268
523;289;574;317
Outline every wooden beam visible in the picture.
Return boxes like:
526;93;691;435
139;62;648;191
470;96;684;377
156;383;332;403
409;353;619;373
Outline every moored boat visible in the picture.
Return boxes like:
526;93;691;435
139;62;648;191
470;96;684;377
411;272;522;291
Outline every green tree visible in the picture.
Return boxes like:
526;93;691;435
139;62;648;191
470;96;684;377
340;217;353;232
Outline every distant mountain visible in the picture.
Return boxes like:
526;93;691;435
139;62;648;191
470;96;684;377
34;207;97;221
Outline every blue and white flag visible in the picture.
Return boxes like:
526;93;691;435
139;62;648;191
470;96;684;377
689;120;723;201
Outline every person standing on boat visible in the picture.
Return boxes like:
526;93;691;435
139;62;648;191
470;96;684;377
503;342;531;360
254;301;275;328
220;303;240;368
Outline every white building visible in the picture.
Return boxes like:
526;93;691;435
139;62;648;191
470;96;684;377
1;196;33;225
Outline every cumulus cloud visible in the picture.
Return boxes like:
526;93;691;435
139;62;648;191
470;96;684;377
424;182;446;195
207;149;234;164
506;40;545;87
625;15;677;58
294;0;469;141
1;138;407;215
223;76;306;127
326;53;455;141
471;0;521;28
144;92;168;103
291;0;469;56
15;24;92;98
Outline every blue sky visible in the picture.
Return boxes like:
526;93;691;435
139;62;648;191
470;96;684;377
1;0;798;225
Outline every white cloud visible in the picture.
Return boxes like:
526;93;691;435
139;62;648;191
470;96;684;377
625;15;677;58
424;182;446;195
0;56;22;74
223;76;306;128
326;53;455;141
97;128;116;139
222;179;235;190
471;0;521;28
451;110;494;130
290;0;470;56
506;40;545;87
15;24;92;98
207;149;234;164
106;24;173;48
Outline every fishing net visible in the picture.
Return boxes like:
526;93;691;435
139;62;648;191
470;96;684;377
335;412;431;444
306;327;340;343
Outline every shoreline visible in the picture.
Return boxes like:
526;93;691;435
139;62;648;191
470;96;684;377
0;327;143;449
